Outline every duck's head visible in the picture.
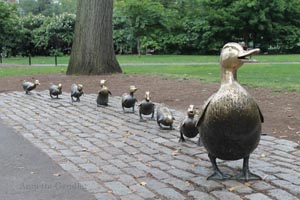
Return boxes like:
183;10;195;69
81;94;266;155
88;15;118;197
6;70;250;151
220;42;260;70
100;80;106;87
187;105;196;117
129;85;138;93
34;80;40;85
166;114;174;124
145;91;151;101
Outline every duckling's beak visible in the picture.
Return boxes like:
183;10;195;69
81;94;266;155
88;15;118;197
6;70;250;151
238;48;260;63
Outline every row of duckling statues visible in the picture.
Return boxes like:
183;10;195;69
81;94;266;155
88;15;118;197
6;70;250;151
21;42;263;182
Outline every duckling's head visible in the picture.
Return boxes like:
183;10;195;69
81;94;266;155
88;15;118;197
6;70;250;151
220;42;260;70
34;80;40;85
129;85;138;93
58;83;62;89
77;84;83;91
187;105;195;117
145;91;151;101
100;80;106;87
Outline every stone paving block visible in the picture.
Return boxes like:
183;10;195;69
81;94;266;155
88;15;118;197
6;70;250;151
105;181;132;196
189;176;224;192
120;194;144;200
101;165;123;175
79;163;100;173
211;190;243;200
221;180;253;194
244;193;273;200
94;193;118;200
59;162;80;172
188;191;216;200
80;180;106;193
129;184;157;199
168;168;195;180
156;187;186;200
267;189;299;200
116;174;137;186
162;177;194;192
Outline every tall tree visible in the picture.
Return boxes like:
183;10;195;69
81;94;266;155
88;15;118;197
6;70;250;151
67;0;121;75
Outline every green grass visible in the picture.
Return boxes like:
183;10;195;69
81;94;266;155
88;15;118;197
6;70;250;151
0;66;66;77
1;54;300;91
122;63;300;91
2;54;300;65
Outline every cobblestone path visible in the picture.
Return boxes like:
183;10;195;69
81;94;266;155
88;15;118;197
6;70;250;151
0;91;300;200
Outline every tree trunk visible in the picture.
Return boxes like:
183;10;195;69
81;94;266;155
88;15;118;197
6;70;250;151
67;0;122;75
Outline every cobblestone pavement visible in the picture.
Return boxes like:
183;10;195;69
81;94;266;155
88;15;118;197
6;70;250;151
1;91;300;200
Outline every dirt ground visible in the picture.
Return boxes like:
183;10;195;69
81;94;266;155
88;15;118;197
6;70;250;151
1;73;299;144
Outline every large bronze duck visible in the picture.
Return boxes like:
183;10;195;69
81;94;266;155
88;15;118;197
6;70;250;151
156;105;174;130
49;83;62;99
179;105;200;145
139;91;155;121
196;42;263;181
121;85;138;113
71;84;84;102
96;80;112;106
22;80;40;94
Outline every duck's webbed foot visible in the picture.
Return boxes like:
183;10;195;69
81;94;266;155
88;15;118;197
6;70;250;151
139;115;146;122
207;153;231;180
235;156;262;181
197;137;203;146
178;133;185;143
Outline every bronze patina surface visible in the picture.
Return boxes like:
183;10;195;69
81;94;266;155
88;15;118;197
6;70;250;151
49;83;62;99
96;80;112;106
71;84;84;102
156;105;174;130
196;42;263;181
22;80;40;94
179;105;200;144
139;91;155;121
121;85;138;113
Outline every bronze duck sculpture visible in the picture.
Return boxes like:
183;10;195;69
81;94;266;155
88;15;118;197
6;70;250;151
22;80;40;94
71;84;84;102
196;42;263;181
179;105;200;145
121;85;138;113
139;91;155;121
156;105;174;130
96;80;112;106
49;83;62;99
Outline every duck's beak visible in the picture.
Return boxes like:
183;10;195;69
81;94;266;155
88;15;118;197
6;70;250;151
238;48;260;63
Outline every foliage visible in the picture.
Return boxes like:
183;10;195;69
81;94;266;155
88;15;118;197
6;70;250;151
33;13;75;55
0;1;20;56
19;0;77;16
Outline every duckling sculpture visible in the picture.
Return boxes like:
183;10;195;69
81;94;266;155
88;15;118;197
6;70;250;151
179;105;200;145
196;42;263;181
121;85;138;113
96;80;112;106
71;84;84;102
139;91;155;121
49;83;62;99
156;105;174;130
22;80;40;94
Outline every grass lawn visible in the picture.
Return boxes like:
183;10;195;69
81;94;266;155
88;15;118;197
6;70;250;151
2;54;300;65
1;54;300;91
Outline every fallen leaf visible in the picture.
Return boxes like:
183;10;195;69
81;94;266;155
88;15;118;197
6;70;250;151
288;125;296;130
260;153;266;158
82;148;88;152
244;182;252;187
122;132;132;138
53;173;61;177
228;186;240;192
96;170;103;173
138;181;147;186
172;149;181;156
